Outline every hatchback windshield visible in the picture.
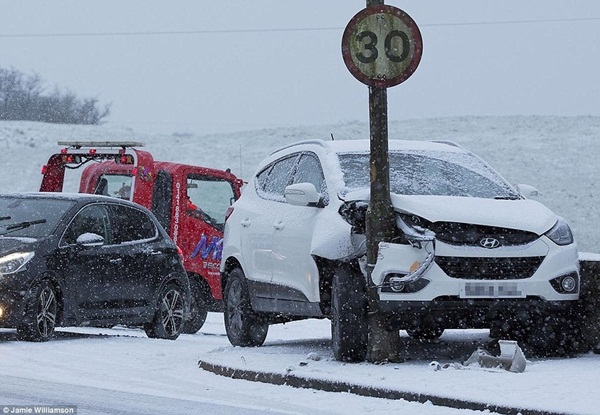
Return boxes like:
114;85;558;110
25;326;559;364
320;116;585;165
0;197;75;238
337;150;519;199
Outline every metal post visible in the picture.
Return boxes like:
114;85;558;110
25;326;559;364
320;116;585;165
366;86;396;295
364;0;400;362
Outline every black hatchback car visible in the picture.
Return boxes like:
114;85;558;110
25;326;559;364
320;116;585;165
0;192;190;341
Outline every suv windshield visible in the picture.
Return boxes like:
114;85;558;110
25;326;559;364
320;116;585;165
338;150;519;199
0;197;75;238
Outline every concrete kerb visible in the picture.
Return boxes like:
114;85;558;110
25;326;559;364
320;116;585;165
198;359;569;415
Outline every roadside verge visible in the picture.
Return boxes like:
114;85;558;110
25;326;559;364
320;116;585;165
199;358;570;415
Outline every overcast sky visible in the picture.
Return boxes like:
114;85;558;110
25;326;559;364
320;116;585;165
2;1;599;134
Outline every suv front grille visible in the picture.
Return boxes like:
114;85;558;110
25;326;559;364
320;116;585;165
430;222;539;247
435;256;544;280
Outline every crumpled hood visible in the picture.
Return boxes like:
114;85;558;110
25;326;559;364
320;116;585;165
341;190;559;234
390;194;558;234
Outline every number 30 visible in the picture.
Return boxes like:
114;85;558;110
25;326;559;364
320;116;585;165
356;30;410;64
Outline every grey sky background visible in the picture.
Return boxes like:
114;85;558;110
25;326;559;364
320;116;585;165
1;1;599;134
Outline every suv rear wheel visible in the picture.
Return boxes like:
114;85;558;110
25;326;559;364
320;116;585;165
331;266;368;362
224;268;268;347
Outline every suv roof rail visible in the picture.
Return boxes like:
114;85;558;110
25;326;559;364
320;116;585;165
428;140;462;148
270;139;328;156
58;141;145;149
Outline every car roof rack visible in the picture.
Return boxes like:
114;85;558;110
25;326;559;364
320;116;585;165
57;141;145;149
428;140;462;148
270;139;328;156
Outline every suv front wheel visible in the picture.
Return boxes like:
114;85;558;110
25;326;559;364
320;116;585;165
224;268;268;347
331;266;368;362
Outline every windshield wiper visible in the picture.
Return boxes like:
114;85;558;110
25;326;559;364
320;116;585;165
0;216;11;221
0;219;47;236
494;195;520;200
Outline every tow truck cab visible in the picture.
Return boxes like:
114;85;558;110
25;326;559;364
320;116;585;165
40;141;244;333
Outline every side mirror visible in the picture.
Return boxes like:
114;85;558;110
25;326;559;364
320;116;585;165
76;232;105;247
284;183;323;207
516;184;540;198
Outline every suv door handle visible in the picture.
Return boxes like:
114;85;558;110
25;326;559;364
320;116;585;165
273;221;285;230
109;258;122;264
241;218;251;227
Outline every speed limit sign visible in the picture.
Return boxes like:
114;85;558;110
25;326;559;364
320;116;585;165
342;5;423;88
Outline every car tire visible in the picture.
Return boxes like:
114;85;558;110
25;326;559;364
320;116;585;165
145;282;186;340
331;266;368;362
17;280;58;342
223;268;268;347
182;284;209;334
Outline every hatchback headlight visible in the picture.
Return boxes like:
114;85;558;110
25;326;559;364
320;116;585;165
545;219;574;246
0;252;35;274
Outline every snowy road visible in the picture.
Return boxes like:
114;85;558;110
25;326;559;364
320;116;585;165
1;375;286;415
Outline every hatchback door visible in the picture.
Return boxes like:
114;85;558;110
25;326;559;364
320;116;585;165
60;204;123;320
107;204;163;318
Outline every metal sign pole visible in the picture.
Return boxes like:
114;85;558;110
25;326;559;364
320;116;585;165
364;0;399;362
342;0;423;362
366;85;396;278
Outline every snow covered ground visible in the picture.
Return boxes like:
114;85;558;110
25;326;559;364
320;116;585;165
1;117;600;414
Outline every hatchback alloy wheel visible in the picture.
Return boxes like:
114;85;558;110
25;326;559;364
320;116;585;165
160;288;185;337
145;283;186;340
36;286;57;338
17;280;58;342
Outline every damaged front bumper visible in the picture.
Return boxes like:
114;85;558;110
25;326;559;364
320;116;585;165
366;214;437;293
371;240;436;292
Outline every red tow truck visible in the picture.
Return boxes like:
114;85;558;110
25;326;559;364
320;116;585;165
40;141;244;333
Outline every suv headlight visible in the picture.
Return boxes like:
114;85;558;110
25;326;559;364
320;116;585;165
545;219;574;246
0;252;35;275
396;213;435;242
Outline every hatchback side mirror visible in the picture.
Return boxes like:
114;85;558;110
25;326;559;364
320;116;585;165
76;232;105;247
284;183;323;207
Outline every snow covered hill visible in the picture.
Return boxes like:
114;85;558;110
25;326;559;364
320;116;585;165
1;116;598;252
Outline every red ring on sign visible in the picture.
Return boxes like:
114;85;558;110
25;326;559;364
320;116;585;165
341;5;423;88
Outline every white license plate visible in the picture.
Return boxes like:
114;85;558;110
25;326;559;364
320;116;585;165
460;282;525;299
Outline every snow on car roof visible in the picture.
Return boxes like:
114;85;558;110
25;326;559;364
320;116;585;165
0;192;120;202
328;139;467;154
271;139;467;156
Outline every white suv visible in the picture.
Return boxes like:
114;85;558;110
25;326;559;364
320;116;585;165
220;139;580;361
